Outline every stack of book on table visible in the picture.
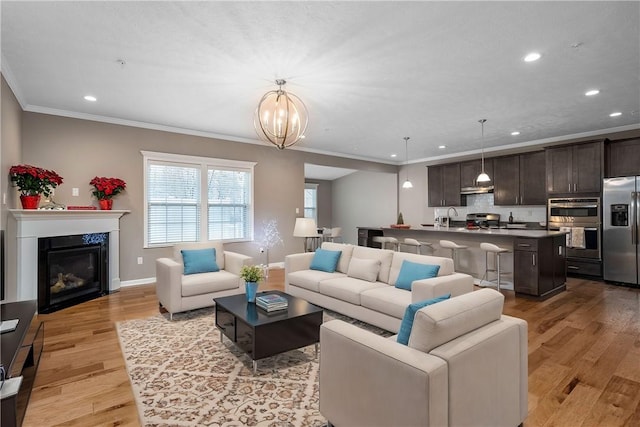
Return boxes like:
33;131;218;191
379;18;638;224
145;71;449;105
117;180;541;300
256;294;288;312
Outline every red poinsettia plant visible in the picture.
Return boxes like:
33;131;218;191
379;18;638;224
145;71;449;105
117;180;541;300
90;176;127;200
9;164;63;197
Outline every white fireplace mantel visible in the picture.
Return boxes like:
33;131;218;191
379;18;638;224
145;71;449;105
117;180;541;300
6;209;129;303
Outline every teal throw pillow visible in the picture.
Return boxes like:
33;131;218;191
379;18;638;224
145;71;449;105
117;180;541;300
395;260;441;290
397;294;451;345
309;248;342;273
181;248;220;275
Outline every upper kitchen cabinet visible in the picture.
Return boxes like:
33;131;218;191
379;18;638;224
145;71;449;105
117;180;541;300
428;163;461;207
493;151;546;205
546;140;603;196
460;159;494;189
606;138;640;177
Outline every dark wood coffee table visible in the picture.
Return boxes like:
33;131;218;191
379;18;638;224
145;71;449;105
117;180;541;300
214;291;323;372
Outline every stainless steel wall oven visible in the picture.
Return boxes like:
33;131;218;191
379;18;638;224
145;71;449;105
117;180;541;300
548;197;601;261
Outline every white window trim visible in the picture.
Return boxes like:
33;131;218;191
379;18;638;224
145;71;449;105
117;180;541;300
142;150;256;248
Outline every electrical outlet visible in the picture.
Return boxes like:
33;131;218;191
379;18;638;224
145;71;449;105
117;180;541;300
137;257;143;265
296;207;300;214
72;187;79;196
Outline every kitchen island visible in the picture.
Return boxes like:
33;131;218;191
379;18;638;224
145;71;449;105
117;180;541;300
358;226;568;299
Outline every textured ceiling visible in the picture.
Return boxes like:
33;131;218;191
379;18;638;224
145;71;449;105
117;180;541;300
2;1;639;164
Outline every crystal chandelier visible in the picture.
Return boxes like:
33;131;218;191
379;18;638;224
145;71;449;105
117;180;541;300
254;79;308;150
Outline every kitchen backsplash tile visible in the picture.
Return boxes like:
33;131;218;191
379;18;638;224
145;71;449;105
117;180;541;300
433;193;546;224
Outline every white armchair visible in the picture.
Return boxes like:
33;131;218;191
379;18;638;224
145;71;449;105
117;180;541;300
155;241;252;319
320;289;528;427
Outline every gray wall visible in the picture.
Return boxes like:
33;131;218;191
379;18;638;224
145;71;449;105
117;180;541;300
305;178;332;228
1;75;22;231
332;170;397;245
17;111;396;282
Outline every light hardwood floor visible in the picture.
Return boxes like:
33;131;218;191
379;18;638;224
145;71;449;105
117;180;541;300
22;270;640;426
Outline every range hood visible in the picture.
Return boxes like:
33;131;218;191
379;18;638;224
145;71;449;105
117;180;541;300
460;185;494;195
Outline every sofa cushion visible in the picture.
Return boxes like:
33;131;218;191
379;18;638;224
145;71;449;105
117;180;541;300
181;270;239;296
352;246;395;283
396;294;451;345
310;248;342;273
181;248;220;275
347;258;381;282
408;288;505;353
360;286;412;319
395;260;440;290
321;242;354;274
174;241;225;270
389;252;454;286
319;277;388;305
287;270;346;293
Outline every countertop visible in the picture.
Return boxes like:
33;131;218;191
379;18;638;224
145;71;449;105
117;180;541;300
379;225;567;238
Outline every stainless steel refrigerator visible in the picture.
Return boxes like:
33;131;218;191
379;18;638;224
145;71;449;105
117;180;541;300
603;176;640;286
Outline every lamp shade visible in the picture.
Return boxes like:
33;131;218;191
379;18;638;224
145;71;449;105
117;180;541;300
293;218;318;237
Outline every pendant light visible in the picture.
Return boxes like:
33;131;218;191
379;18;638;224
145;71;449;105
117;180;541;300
254;79;308;150
402;137;413;189
476;119;491;183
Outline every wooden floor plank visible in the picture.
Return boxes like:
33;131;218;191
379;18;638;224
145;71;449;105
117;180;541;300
20;270;639;427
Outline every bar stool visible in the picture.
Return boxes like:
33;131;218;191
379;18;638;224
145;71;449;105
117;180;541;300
439;240;468;270
480;242;511;291
372;236;399;251
399;238;434;255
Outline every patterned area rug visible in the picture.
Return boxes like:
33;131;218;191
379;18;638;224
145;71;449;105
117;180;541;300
116;307;391;426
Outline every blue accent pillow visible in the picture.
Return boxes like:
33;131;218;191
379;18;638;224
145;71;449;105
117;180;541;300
309;248;342;273
397;294;451;345
395;260;441;290
181;248;220;275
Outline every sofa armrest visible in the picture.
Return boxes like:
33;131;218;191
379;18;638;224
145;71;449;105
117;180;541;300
284;252;314;273
223;251;253;275
155;257;183;315
411;272;474;302
320;320;448;427
429;315;528;427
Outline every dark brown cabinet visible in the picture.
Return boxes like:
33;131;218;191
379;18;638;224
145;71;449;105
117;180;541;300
514;236;566;298
1;301;44;427
546;141;603;195
493;152;546;205
428;163;461;207
607;138;640;177
460;159;493;188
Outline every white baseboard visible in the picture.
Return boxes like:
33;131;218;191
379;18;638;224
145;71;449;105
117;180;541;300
120;277;156;287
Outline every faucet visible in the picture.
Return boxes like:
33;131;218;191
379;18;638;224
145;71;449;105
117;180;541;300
446;207;458;229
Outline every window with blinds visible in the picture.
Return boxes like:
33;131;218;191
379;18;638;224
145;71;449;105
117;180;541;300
304;183;318;223
143;151;255;247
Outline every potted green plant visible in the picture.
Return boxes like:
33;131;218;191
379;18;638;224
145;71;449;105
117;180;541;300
240;265;265;303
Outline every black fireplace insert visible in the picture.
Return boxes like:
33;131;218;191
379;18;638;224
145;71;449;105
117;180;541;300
38;233;109;313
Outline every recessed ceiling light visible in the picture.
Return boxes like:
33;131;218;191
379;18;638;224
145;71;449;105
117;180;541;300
390;153;397;158
84;95;97;102
438;145;446;149
585;89;600;96
524;52;541;62
511;131;520;136
610;112;622;117
300;135;306;139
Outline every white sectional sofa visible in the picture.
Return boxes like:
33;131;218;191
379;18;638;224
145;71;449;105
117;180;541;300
320;288;528;427
285;242;474;333
155;241;252;319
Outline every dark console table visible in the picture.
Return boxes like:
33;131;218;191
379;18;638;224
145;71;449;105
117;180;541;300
1;300;44;427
